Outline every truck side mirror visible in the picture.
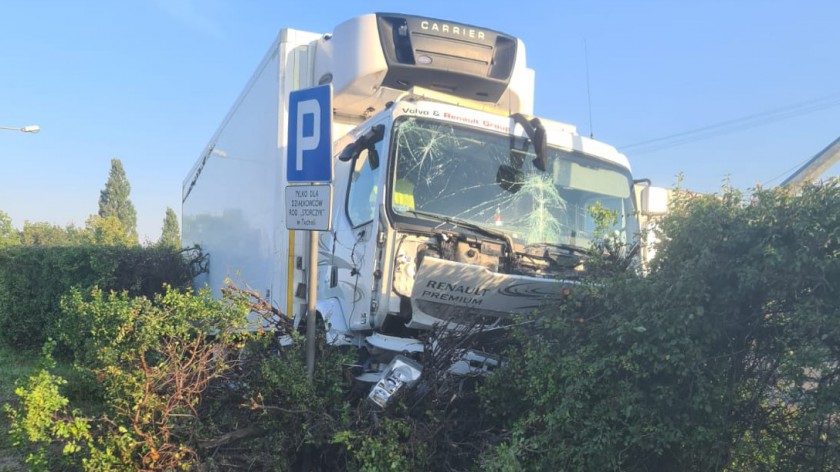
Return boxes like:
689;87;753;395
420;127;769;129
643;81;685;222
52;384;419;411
510;113;548;172
338;141;358;161
639;185;669;216
338;124;385;162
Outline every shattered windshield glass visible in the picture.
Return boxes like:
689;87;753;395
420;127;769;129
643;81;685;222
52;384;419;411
390;117;639;249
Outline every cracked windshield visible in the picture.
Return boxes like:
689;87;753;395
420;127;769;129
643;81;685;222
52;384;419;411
391;117;638;248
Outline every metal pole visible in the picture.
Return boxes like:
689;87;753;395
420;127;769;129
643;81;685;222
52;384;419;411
0;125;40;133
781;135;840;192
305;229;318;382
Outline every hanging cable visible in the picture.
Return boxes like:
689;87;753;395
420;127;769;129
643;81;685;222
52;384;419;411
621;93;840;155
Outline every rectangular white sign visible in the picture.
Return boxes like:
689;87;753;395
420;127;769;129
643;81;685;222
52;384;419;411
285;184;332;231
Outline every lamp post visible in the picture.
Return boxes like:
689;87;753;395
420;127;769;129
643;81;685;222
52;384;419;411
0;125;40;134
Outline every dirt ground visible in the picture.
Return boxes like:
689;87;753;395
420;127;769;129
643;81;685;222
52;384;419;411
0;455;26;472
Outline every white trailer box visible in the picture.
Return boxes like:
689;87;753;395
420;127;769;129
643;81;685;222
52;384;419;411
183;28;317;325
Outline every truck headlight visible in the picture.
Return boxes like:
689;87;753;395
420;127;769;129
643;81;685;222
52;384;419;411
367;355;422;409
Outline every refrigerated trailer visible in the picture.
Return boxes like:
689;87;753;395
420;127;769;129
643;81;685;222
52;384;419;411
182;13;666;403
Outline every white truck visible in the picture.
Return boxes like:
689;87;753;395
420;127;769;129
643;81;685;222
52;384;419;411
182;13;666;403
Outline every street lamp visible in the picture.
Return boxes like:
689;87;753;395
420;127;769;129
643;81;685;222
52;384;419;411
0;125;40;134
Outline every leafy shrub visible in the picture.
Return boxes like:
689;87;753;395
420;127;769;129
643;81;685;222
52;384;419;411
184;295;498;471
7;286;249;471
480;181;840;471
8;181;840;471
0;245;203;349
201;329;355;470
4;342;93;471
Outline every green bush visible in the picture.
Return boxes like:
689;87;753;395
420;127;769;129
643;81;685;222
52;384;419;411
174;294;496;471
7;286;250;471
7;181;840;471
481;181;840;471
0;245;202;349
7;285;365;471
202;330;356;470
4;343;93;472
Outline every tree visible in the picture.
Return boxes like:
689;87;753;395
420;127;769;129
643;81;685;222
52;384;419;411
20;221;73;246
98;158;137;244
0;210;20;249
83;215;134;246
158;207;180;249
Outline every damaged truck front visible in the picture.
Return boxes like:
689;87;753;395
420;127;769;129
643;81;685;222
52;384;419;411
182;13;667;407
326;99;647;405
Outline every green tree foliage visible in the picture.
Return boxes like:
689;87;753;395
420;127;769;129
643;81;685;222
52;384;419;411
158;207;180;249
17;216;135;247
481;181;840;471
83;215;134;246
97;158;137;244
0;210;20;249
19;221;84;246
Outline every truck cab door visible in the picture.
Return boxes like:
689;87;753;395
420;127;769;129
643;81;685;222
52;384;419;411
329;139;386;332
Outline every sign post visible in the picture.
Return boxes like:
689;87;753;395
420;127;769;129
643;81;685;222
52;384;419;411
286;84;333;383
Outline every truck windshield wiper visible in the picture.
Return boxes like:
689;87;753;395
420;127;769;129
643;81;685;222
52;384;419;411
403;210;515;251
524;242;590;256
522;242;588;267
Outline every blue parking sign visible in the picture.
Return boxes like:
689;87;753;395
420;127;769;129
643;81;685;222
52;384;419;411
287;85;332;183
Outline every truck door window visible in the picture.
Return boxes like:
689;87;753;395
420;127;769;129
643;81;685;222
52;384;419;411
347;147;381;227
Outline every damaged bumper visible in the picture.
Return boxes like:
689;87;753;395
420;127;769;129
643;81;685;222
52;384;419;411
408;257;572;329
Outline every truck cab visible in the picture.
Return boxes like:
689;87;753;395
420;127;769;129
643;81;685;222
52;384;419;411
321;95;639;345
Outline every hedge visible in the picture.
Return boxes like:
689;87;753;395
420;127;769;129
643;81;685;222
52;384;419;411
0;245;201;350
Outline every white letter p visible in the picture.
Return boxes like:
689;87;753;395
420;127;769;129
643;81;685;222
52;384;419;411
296;99;320;172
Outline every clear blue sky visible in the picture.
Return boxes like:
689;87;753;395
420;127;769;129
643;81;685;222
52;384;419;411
2;0;839;241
